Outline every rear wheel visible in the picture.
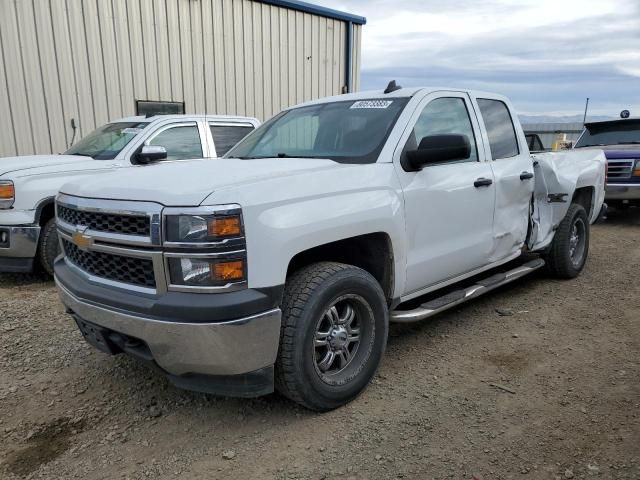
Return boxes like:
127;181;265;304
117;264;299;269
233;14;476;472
275;262;388;411
38;218;60;276
545;203;589;278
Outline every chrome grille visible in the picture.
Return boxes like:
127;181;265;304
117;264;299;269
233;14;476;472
62;239;156;289
58;204;150;236
607;159;634;179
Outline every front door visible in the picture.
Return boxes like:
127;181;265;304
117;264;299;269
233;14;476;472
473;97;535;260
394;92;496;295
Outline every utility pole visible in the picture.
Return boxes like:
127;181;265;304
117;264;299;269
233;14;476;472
583;98;590;125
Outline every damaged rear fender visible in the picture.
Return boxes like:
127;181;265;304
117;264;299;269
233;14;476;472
529;149;606;251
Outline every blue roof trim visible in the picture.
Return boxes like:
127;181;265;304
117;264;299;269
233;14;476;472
257;0;366;24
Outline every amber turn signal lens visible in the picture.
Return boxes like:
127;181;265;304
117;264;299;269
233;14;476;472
633;167;640;177
0;184;14;199
208;216;242;237
213;260;244;281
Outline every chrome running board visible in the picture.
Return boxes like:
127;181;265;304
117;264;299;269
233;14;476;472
390;258;545;323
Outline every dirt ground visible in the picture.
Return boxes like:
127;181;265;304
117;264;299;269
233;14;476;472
1;209;639;480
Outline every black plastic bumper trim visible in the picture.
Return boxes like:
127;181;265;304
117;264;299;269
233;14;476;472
0;257;34;273
54;257;284;323
167;366;274;398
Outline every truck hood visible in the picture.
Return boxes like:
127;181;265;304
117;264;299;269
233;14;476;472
59;157;345;206
602;150;640;160
0;154;102;177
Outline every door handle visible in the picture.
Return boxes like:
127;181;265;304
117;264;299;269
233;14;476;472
520;171;534;180
474;177;493;188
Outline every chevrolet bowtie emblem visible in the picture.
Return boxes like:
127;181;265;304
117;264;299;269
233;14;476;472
72;228;93;250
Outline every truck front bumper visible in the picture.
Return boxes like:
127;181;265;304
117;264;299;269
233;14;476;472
0;225;41;272
55;266;283;398
606;183;640;201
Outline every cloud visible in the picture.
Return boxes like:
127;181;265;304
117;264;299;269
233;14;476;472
318;0;640;116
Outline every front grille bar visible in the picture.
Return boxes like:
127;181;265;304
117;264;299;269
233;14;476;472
57;228;167;295
58;204;151;236
62;239;156;289
56;193;162;247
607;160;634;179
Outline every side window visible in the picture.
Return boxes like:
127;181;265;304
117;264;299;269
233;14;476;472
526;134;544;152
210;125;255;156
411;97;478;163
148;124;203;161
477;99;519;159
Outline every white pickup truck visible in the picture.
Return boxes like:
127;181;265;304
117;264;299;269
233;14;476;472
0;114;258;274
53;85;606;411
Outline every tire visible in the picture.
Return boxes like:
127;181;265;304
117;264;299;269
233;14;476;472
38;218;60;276
545;203;589;279
275;262;389;411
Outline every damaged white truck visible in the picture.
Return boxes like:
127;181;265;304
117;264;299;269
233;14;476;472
53;85;606;411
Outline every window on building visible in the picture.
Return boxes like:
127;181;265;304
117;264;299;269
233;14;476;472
135;100;185;117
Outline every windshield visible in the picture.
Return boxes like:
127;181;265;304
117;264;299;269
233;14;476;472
64;122;148;159
574;120;640;148
225;98;409;163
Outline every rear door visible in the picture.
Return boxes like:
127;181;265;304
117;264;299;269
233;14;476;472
208;123;256;157
394;92;496;295
472;96;534;260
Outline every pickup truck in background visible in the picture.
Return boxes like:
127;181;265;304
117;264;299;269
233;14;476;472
525;133;547;152
573;116;640;209
53;85;606;411
0;115;259;274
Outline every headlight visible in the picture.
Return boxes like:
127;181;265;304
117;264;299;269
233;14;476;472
634;160;640;177
165;213;243;243
0;180;15;209
167;256;246;287
163;206;247;291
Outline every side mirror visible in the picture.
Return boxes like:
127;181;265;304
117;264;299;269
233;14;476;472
403;134;471;171
137;145;167;164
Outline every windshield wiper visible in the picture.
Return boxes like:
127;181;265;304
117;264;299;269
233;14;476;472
616;141;640;145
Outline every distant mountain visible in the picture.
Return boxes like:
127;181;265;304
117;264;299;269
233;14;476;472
519;114;614;124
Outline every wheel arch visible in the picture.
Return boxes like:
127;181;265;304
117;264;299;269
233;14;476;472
571;186;594;218
34;196;56;226
285;232;395;305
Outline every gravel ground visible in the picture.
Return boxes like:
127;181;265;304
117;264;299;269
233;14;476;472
1;209;639;480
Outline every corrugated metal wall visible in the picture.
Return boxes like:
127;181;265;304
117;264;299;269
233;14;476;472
522;122;584;149
0;0;362;157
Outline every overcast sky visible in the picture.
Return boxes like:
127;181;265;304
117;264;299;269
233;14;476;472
318;0;640;117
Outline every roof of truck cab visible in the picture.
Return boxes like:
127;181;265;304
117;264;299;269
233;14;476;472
292;87;509;109
111;114;259;124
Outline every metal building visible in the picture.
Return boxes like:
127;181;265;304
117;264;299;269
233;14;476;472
0;0;365;157
522;122;584;150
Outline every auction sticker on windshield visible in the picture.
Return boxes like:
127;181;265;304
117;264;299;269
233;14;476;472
350;100;394;109
121;128;143;135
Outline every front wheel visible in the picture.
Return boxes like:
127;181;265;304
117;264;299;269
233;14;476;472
275;262;388;411
545;203;589;278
